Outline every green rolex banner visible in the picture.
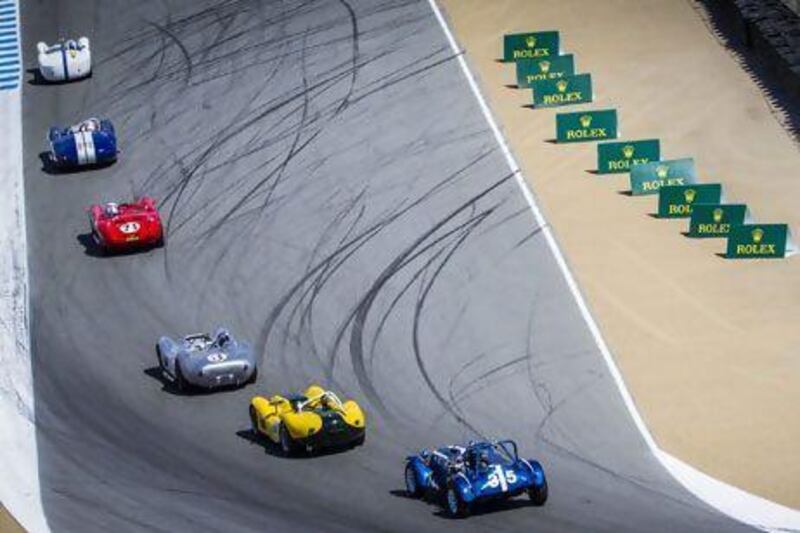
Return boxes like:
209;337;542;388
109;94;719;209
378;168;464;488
597;139;660;174
556;109;618;143
630;158;697;196
516;55;575;88
503;31;560;62
532;74;592;108
657;184;722;218
726;224;797;259
688;204;749;238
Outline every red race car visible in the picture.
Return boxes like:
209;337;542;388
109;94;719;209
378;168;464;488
88;197;164;254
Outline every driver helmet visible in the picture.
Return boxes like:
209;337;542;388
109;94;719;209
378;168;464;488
105;202;119;217
82;118;99;132
320;394;334;409
478;449;490;470
216;329;230;347
66;39;77;50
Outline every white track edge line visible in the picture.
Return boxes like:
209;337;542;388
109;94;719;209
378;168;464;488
425;1;800;531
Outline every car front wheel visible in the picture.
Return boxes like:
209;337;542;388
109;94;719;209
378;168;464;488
279;423;297;457
528;479;548;506
249;406;259;436
174;362;187;393
444;486;469;518
405;464;420;498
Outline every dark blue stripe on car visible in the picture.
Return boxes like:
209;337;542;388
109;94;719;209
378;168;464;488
60;46;68;79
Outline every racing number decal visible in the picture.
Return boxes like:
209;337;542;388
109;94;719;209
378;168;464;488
118;221;141;234
206;352;227;363
485;466;517;492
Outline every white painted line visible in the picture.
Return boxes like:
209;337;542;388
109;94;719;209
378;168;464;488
424;1;800;531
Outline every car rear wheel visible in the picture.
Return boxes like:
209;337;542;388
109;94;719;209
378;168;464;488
279;423;297;457
528;479;548;506
444;485;469;518
405;464;421;498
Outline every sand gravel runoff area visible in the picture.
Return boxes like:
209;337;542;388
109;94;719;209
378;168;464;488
439;0;800;509
0;504;23;533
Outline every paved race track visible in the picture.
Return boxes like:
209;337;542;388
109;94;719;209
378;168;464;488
21;1;753;531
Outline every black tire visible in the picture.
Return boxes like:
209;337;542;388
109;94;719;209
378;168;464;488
444;485;469;518
174;362;187;393
92;231;108;256
154;231;165;249
279;423;297;457
404;464;421;498
353;431;365;447
249;406;259;436
156;345;163;369
246;366;258;385
528;478;548;506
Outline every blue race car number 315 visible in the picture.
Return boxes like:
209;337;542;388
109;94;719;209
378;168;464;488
483;465;517;491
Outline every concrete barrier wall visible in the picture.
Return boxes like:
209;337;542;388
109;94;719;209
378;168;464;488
0;1;47;531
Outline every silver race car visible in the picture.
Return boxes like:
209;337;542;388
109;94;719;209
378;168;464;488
156;328;257;392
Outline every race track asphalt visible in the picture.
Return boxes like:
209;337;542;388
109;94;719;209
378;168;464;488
20;1;754;531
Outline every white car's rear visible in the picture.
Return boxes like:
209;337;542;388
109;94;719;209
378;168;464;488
37;37;91;82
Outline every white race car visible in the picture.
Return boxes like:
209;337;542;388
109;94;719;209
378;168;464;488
36;38;92;82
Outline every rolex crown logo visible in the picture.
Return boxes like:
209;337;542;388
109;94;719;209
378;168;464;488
752;228;764;244
526;35;537;48
556;79;568;93
655;165;669;179
539;60;551;73
712;208;724;223
579;115;592;128
622;145;635;159
683;188;697;203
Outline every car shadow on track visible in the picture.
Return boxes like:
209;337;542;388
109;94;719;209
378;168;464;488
389;488;536;520
235;429;359;460
76;233;164;258
142;366;253;397
76;233;106;257
38;151;116;176
26;67;93;86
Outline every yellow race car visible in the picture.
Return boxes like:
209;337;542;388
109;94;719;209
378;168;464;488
249;385;366;455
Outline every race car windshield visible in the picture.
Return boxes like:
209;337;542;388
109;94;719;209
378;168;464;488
185;333;212;350
485;446;515;466
298;391;343;412
470;443;515;468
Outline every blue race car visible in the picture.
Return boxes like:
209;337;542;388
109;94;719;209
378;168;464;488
48;117;117;169
404;440;547;518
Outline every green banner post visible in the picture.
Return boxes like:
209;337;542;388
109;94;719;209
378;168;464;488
726;224;795;259
532;74;593;108
503;31;560;62
630;158;697;196
556;109;617;143
657;184;722;218
516;55;575;88
597;139;660;174
688;204;748;238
